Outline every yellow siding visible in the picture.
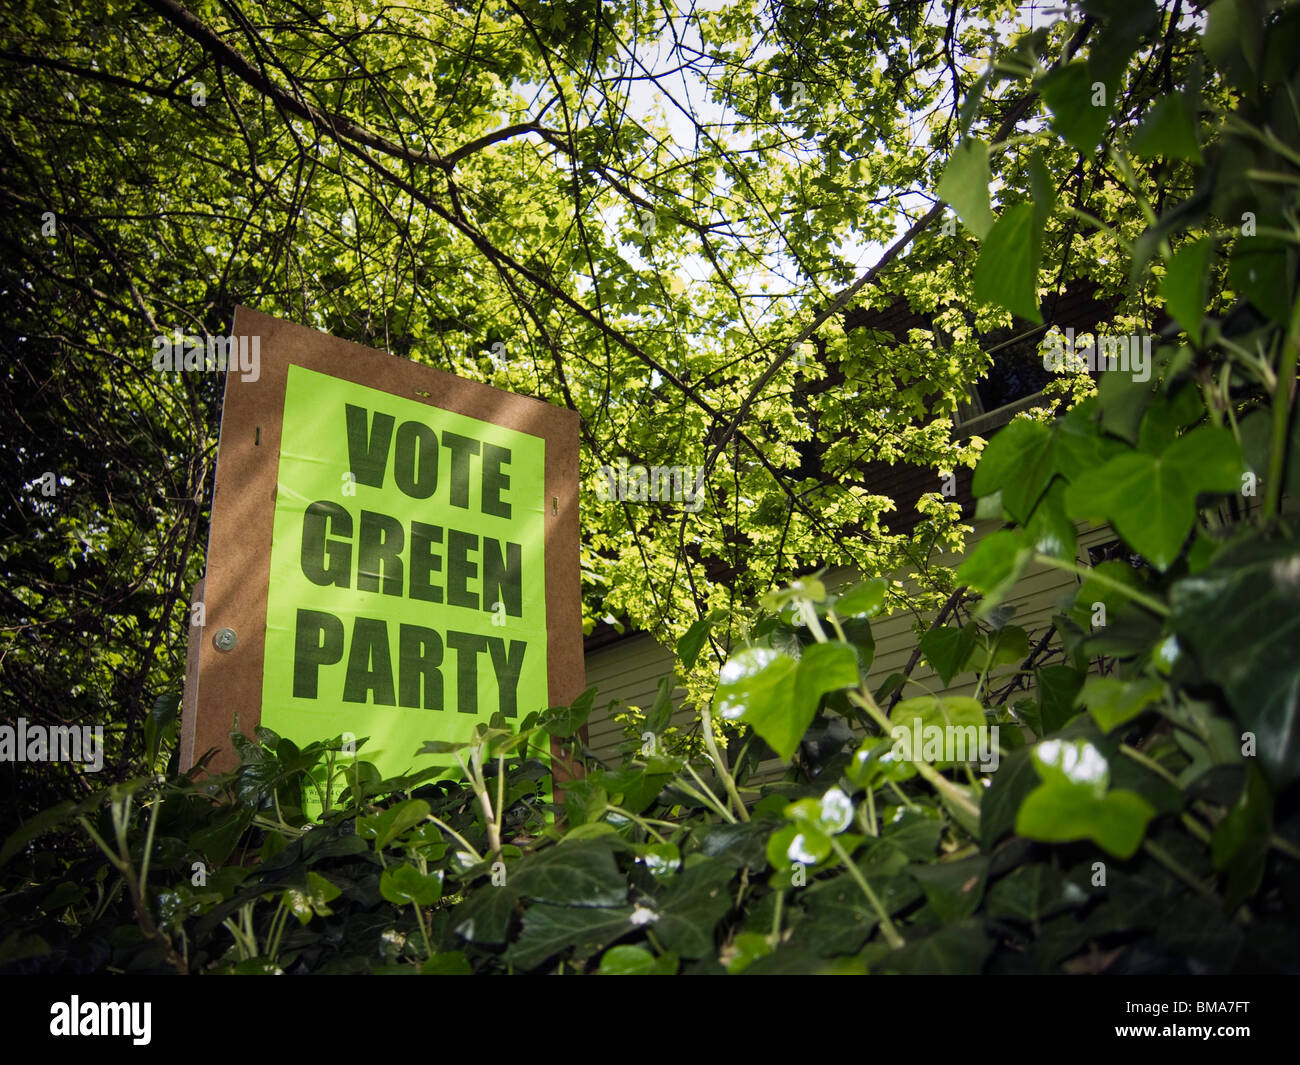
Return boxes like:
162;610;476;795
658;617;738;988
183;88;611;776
583;521;1124;777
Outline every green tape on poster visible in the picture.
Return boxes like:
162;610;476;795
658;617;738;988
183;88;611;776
260;364;550;789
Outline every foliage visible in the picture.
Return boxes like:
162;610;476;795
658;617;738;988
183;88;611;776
2;0;1300;973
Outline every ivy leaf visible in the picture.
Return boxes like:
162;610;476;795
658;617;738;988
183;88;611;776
1229;236;1292;325
678;610;725;671
980;747;1038;848
919;625;978;686
643;676;676;736
1038;61;1110;154
877;919;992;974
357;798;430;851
971;418;1051;521
715;641;859;760
505;905;637;970
1210;764;1271;909
1170;534;1300;787
379;864;442;907
509;839;627;907
598;944;676;974
1076;675;1164;733
652;860;735;958
955;529;1032;615
283;871;343;926
973;204;1042;323
1130;92;1203;162
1015;785;1156;859
833;577;887;618
1064;426;1244;570
540;686;597;738
1161;237;1214;344
937;138;995;239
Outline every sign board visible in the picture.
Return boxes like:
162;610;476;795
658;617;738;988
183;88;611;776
179;308;582;789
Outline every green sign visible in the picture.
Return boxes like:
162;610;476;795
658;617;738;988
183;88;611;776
259;364;549;781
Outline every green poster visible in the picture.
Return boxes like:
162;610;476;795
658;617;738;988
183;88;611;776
260;363;550;787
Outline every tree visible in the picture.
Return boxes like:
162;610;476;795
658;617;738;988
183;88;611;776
1;0;1298;976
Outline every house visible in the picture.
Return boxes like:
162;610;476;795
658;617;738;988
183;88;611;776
581;281;1147;773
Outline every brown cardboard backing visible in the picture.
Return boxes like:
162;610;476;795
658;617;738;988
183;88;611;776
180;306;583;776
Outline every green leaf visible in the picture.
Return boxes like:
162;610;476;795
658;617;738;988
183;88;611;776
980;746;1038;848
452;884;519;945
1064;426;1244;570
919;625;978;686
678;610;725;671
1025;480;1077;560
283;871;343;925
766;822;830;867
909;855;988;921
541;686;596;738
1030;738;1111;796
955;529;1032;614
509;839;628;907
379;864;442;906
876;919;991;974
986;863;1077;923
1130;92;1203;162
724;932;773;973
421;951;472;974
970;625;1030;673
971;418;1050;519
1077;675;1164;732
642;675;676;736
889;696;988;768
1161;237;1214;344
973;204;1042;323
505;904;636;970
937;138;995;239
1138;380;1205;455
1039;61;1110;154
1228;236;1292;325
1037;664;1086;733
847;737;917;790
715;641;859;761
564;780;607;826
1015;784;1156;859
1029;148;1055;235
357;798;430;851
833;577;887;617
1170;534;1300;787
652;859;735;958
1210;764;1271;909
598;944;676;974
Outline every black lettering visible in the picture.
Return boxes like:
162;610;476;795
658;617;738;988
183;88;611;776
345;404;394;488
343;617;396;705
487;637;526;717
409;522;444;603
446;631;489;714
293;609;344;698
482;538;522;617
481;443;512;518
357;510;404;596
399;624;444;710
441;431;480;509
393;420;439;499
300;501;352;587
447;529;478;609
